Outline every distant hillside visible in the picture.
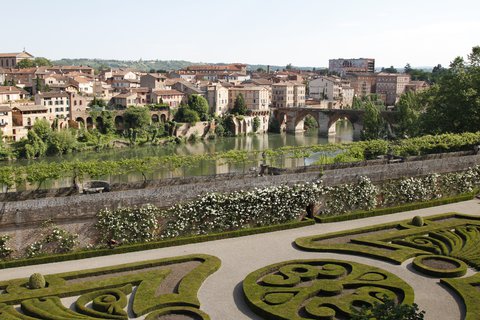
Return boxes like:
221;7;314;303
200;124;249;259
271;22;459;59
52;58;323;72
52;59;196;72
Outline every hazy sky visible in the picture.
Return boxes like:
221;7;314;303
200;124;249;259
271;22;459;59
3;0;479;68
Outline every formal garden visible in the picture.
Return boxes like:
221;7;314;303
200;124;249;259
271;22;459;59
0;254;220;319
293;213;480;320
0;171;479;318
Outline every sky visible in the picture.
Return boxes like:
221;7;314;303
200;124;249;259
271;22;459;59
2;0;480;68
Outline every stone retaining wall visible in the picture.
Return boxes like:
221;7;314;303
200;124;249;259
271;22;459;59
1;152;479;252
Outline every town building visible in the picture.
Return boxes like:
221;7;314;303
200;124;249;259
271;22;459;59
308;76;354;108
35;92;70;120
171;80;205;97
112;92;138;108
151;90;185;107
0;52;34;68
11;105;49;138
181;63;247;75
228;85;270;111
45;65;95;76
140;73;167;90
0;106;12;140
329;58;375;76
405;80;430;93
345;73;378;98
71;76;94;95
375;73;411;105
207;84;229;116
0;86;29;104
271;82;306;108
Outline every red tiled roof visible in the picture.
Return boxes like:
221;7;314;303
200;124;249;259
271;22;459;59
152;89;184;96
0;86;28;95
38;92;69;98
13;105;48;112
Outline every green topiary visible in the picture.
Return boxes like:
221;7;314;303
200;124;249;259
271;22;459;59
412;216;424;227
28;273;46;289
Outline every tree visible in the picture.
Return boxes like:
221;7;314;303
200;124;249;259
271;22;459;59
188;95;209;120
17;57;52;68
89;97;108;109
395;91;423;137
286;63;293;70
32;119;52;140
252;116;261;132
351;297;425;320
382;66;398;73
362;101;385;140
173;105;200;124
231;93;247;115
404;63;413;74
47;130;77;155
123;106;151;130
420;46;480;134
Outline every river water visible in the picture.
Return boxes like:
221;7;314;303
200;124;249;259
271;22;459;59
13;121;354;190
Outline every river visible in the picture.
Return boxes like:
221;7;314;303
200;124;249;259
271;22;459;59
12;121;354;190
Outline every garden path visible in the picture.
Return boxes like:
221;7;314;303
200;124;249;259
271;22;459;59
1;200;479;320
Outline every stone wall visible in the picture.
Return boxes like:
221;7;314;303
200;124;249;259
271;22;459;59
1;152;479;252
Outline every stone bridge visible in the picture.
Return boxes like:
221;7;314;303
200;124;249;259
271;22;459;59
272;107;395;138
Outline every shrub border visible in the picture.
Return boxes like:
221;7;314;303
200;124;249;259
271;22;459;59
296;212;480;265
441;273;480;320
0;254;220;309
412;254;468;278
0;219;314;270
315;193;475;223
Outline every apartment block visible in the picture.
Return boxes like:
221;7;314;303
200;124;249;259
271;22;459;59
271;82;305;108
329;58;375;76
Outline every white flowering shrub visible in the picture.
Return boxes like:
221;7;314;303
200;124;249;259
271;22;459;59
0;235;13;259
96;204;160;244
25;225;78;258
441;165;480;196
382;174;441;205
160;182;324;239
320;176;378;216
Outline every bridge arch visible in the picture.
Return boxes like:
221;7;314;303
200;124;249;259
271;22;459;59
274;108;365;138
86;117;94;130
114;115;125;131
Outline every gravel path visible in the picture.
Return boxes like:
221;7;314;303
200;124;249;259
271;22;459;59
1;199;479;320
